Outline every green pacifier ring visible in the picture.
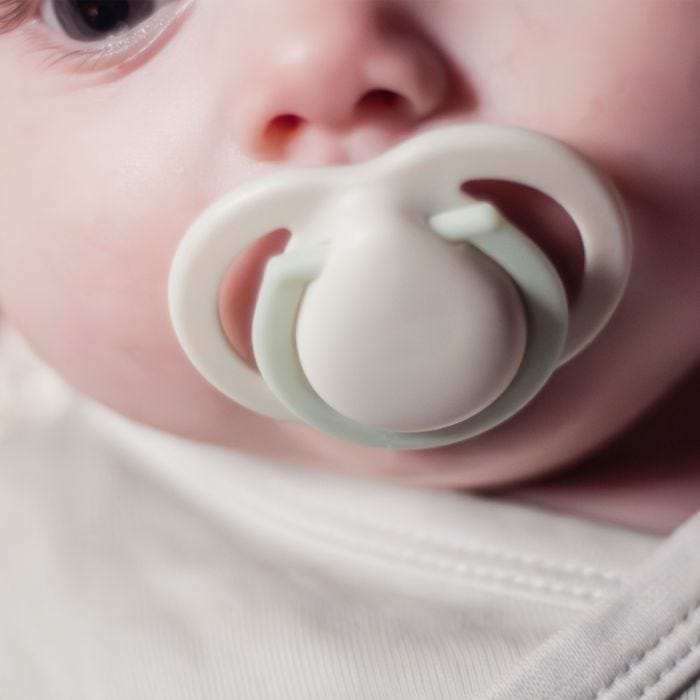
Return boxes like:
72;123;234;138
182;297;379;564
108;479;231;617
251;214;568;449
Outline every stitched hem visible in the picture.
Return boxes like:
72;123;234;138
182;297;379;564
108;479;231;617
85;400;646;608
594;601;700;699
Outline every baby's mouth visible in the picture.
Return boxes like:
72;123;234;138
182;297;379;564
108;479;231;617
217;180;584;370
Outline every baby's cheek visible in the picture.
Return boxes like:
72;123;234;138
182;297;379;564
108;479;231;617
473;3;700;202
0;70;219;412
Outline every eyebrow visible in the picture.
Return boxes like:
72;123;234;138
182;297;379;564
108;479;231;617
0;0;30;34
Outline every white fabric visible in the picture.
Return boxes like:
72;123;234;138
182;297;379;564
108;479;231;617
487;510;700;700
1;392;697;699
1;325;698;699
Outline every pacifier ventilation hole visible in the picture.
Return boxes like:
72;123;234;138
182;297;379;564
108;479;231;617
218;228;291;369
460;180;584;305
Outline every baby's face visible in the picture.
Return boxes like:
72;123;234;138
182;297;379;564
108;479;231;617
1;0;699;485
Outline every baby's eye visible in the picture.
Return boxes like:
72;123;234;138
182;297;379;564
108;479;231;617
43;0;171;42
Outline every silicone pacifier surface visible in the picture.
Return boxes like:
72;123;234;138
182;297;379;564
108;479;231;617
168;124;630;449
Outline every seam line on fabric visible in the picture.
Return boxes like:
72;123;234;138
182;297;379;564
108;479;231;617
277;493;625;583
92;411;620;605
637;633;700;700
130;443;607;604
226;490;608;603
594;600;700;699
91;406;637;590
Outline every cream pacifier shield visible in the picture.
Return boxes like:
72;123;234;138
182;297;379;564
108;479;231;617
168;124;631;449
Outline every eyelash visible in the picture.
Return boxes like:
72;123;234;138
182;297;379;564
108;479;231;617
0;0;193;73
0;0;33;33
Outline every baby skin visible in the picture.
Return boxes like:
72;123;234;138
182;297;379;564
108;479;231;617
0;0;698;533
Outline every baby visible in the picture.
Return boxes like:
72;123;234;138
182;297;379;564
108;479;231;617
0;1;699;698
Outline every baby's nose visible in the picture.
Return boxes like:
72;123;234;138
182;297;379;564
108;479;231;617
235;1;453;162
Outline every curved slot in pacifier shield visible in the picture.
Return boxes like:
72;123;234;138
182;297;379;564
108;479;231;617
168;124;631;449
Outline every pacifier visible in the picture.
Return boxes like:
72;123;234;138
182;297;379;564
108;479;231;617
169;124;630;449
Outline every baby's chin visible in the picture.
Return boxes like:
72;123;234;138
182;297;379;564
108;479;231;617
186;338;692;497
212;365;698;536
193;368;639;491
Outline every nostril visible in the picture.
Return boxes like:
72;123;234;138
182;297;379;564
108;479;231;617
268;113;305;133
262;114;306;158
356;88;411;119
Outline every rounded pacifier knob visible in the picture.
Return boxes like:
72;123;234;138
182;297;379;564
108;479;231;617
294;212;527;432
